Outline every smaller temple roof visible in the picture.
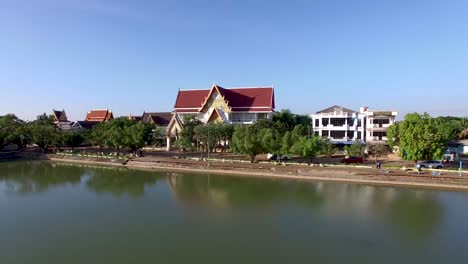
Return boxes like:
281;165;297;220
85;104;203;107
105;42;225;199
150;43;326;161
141;112;173;126
73;121;100;129
85;109;113;122
52;109;68;122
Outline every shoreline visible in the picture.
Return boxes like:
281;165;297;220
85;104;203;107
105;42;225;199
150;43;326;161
45;155;468;191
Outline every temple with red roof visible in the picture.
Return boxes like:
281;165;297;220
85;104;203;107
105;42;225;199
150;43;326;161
85;109;114;122
173;83;275;124
166;83;276;150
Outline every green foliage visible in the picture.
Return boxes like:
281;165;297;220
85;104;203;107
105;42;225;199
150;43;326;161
0;114;28;149
460;117;468;139
273;109;312;132
344;141;365;157
89;122;107;150
232;125;265;162
177;115;203;151
367;143;390;161
302;136;322;160
28;113;58;152
319;138;336;157
261;128;282;155
387;113;457;161
64;131;85;151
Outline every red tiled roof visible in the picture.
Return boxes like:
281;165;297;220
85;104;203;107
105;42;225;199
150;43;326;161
174;89;210;109
85;109;113;122
174;85;275;113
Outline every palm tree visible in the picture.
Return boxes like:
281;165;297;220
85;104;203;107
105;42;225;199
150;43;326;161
460;117;468;139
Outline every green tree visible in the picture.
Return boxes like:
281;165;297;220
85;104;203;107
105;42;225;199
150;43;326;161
28;114;58;153
123;123;146;155
367;143;390;161
302;136;322;163
344;141;366;157
459;117;468;139
320;138;336;157
261;128;282;157
177;115;202;151
64;131;85;152
89;122;108;151
0;114;28;149
232;125;265;163
388;113;455;162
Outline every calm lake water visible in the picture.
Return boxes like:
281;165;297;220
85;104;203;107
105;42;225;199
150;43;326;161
1;161;468;264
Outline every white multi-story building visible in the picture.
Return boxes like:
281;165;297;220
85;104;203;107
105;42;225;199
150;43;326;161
311;105;397;144
360;107;398;143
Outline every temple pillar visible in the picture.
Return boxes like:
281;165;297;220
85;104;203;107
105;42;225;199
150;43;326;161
166;136;171;151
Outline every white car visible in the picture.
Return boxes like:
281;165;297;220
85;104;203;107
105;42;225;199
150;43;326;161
417;160;444;169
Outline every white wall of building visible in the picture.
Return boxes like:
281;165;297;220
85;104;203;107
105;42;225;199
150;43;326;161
312;106;397;144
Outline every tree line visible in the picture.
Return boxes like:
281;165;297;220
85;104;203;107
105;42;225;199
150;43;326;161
0;113;162;155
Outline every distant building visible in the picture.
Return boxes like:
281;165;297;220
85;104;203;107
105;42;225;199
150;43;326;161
141;112;172;127
52;109;74;130
72;121;100;130
166;83;276;150
448;139;468;155
172;83;275;124
311;105;397;144
85;109;113;122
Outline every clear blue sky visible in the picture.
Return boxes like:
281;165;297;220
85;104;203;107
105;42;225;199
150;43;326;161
1;0;467;121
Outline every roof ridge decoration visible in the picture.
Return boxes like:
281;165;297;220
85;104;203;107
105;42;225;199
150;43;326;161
198;83;232;112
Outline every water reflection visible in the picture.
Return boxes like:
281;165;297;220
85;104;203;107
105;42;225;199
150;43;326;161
166;174;443;239
0;161;444;239
167;174;324;209
0;161;82;194
86;168;163;197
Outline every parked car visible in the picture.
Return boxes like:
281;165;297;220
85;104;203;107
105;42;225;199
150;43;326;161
341;157;363;164
417;160;444;169
267;153;291;161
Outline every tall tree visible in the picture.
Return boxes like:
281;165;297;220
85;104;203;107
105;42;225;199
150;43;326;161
64;131;85;152
28;114;58;153
232;125;265;163
458;117;468;139
387;113;456;162
0;114;28;149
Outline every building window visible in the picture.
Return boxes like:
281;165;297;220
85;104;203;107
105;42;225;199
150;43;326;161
315;119;319;127
357;132;362;140
257;113;267;120
322;118;329;126
231;113;256;123
347;131;354;139
373;132;387;137
330;130;346;139
330;118;346;126
322;130;329;137
374;119;390;127
347;118;354;126
314;131;319;136
357;119;362;127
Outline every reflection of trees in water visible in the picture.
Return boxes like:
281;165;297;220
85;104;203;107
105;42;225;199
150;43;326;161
386;190;443;239
168;175;443;238
86;168;163;198
0;162;164;198
0;161;83;194
167;174;324;208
